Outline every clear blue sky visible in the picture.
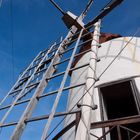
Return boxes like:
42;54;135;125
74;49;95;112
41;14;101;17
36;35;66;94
0;0;140;95
0;0;140;139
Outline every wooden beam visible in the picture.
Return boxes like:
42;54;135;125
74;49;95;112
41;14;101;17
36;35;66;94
91;115;140;129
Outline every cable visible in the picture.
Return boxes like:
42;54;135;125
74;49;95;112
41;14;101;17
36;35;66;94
45;27;140;139
0;0;3;7
0;0;15;135
10;0;15;84
98;28;140;79
0;0;14;136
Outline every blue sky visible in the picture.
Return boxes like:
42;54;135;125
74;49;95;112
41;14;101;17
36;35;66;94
0;0;140;139
0;0;140;95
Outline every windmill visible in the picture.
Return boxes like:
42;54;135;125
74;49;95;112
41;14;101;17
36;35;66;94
0;0;125;140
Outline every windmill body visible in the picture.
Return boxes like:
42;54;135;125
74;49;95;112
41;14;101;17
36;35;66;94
64;36;140;139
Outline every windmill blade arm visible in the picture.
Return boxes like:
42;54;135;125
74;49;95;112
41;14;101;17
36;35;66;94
79;0;94;20
49;0;65;15
101;0;118;11
85;0;124;28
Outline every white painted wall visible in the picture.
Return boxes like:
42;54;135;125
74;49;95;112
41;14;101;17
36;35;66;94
63;37;140;140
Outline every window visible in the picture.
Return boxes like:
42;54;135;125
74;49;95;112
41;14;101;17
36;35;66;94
99;80;140;140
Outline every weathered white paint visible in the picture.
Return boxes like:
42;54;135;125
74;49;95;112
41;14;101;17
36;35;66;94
63;36;140;140
96;37;140;86
75;20;101;140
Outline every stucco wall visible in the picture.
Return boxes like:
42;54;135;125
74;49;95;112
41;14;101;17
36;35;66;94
63;37;140;140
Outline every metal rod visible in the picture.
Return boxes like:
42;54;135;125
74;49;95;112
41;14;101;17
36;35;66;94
98;126;116;140
41;29;84;140
63;29;93;47
0;122;17;128
18;85;37;100
0;110;80;128
34;55;44;62
74;48;91;59
47;71;65;80
39;82;85;99
46;20;93;50
75;20;101;140
0;43;55;128
48;62;89;80
27;56;52;72
42;57;52;65
9;88;22;95
46;38;62;55
52;120;77;140
119;125;138;134
27;64;38;71
27;109;81;123
2;114;140;138
10;81;40;96
48;46;60;54
91;115;140;129
0;99;30;111
0;52;41;107
42;40;61;55
10;25;79;140
60;37;93;56
90;132;100;138
53;57;70;66
70;63;89;72
35;67;48;75
131;132;140;140
0;82;85;111
19;75;31;82
55;38;93;65
117;125;122;140
26;81;40;89
59;46;75;55
53;47;91;67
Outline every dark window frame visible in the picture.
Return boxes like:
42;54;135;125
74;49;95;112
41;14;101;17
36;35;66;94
98;78;140;121
97;78;140;140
